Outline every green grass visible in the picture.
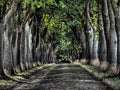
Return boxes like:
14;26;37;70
0;64;54;89
74;62;120;90
0;79;16;86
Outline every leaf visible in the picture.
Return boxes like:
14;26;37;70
59;1;66;8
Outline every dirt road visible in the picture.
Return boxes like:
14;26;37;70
13;64;114;90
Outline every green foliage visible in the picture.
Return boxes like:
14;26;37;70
0;0;5;6
31;0;87;61
91;0;98;27
114;0;118;3
4;0;97;61
22;0;57;10
59;1;66;8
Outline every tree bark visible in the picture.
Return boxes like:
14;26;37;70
98;1;107;71
101;0;110;65
111;0;120;74
0;24;6;76
107;0;118;74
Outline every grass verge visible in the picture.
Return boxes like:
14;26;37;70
74;62;120;90
0;64;54;89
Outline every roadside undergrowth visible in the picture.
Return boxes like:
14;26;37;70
74;62;120;90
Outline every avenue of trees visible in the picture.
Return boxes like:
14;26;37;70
0;0;120;77
0;0;58;77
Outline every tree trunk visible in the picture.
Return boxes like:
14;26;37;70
107;0;118;75
0;24;6;76
79;28;86;61
98;0;107;71
101;0;110;67
20;28;25;71
111;0;120;74
3;25;12;75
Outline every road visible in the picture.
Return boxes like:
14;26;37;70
13;64;114;90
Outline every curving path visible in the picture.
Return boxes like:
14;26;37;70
13;64;114;90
